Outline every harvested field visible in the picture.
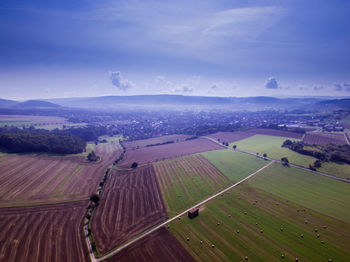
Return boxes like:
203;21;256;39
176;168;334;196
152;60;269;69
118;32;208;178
0;201;89;262
106;227;195;262
91;165;167;254
123;134;190;149
303;132;347;145
207;131;254;144
0;141;121;206
249;163;350;222
154;155;230;216
170;183;350;261
249;128;303;139
118;138;222;168
0;114;67;124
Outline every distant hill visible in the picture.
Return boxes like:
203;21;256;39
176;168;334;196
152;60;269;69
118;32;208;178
46;95;324;111
315;98;350;108
12;100;62;109
0;98;19;108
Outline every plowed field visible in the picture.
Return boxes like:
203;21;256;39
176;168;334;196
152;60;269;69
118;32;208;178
207;131;254;144
303;132;347;145
91;165;167;254
118;138;222;168
250;128;303;139
0;201;89;262
123;134;190;149
106;227;195;262
0;141;121;206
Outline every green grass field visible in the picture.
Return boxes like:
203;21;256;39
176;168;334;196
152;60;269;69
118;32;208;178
319;162;350;180
201;149;268;182
231;135;316;168
248;163;350;222
169;183;350;262
153;155;231;217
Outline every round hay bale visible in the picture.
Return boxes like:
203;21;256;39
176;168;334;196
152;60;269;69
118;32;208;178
200;241;203;245
314;228;318;232
245;256;248;261
236;229;240;234
255;222;258;226
244;211;247;215
211;244;215;248
217;222;220;226
328;259;332;262
260;229;264;234
187;237;189;241
295;258;298;261
300;234;304;238
321;240;325;244
228;215;231;218
280;228;284;231
317;234;320;238
304;220;308;224
281;254;285;259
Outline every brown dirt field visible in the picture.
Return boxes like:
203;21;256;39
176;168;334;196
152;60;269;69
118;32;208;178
303;132;347;145
122;134;191;149
0;201;89;262
118;138;222;168
91;165;168;254
0;142;121;206
207;131;255;143
105;227;195;262
249;128;303;139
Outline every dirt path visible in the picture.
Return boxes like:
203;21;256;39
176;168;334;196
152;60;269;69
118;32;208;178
96;160;274;261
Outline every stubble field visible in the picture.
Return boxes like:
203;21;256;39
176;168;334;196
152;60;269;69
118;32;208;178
91;165;168;254
0;201;89;262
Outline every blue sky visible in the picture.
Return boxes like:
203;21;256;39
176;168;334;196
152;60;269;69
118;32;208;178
1;0;350;99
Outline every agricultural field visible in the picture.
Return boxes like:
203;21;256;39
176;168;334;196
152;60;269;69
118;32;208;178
232;135;316;167
249;128;303;139
249;163;350;222
0;138;121;206
303;132;348;145
319;162;350;180
117;138;222;168
0;201;89;262
106;227;195;262
123;134;190;149
169;183;350;262
91;165;167;255
153;155;230;217
201;149;269;182
0;114;67;127
206;131;254;144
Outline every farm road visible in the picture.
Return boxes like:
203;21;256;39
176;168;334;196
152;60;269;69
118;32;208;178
203;136;350;183
96;160;274;261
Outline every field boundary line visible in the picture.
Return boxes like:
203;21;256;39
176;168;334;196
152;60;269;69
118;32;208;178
202;136;350;183
96;160;274;261
344;132;350;145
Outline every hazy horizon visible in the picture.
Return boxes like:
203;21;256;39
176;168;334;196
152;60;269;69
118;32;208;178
1;0;350;100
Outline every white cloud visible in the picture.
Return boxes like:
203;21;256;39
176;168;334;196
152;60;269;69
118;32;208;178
265;77;279;89
109;71;134;91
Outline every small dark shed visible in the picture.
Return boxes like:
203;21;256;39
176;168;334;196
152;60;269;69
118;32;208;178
188;208;199;219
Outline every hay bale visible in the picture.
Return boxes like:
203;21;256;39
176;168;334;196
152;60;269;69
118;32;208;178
236;229;240;234
281;254;285;259
244;211;247;215
255;222;258;226
260;229;264;234
314;228;318;232
280;228;284;231
186;237;189;241
295;258;298;261
317;234;320;238
300;234;304;238
321;240;325;244
200;241;203;245
304;220;308;224
228;215;231;218
211;244;215;248
245;256;248;260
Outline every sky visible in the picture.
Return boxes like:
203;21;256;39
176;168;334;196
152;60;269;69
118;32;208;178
1;0;350;100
